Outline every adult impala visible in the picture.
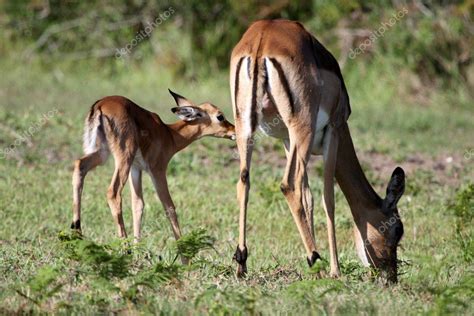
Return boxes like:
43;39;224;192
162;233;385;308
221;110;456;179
230;20;405;282
71;90;235;251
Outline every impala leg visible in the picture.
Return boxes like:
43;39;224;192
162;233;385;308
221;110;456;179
71;150;106;233
129;167;144;243
303;172;315;239
281;131;320;266
152;170;182;240
107;157;133;238
151;169;187;264
322;127;340;277
234;134;254;277
284;140;314;239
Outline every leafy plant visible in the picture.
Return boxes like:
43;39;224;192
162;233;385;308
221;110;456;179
449;183;474;263
308;257;329;275
124;262;181;302
339;257;367;279
450;183;474;223
58;232;131;280
14;230;217;310
15;265;63;306
173;228;216;262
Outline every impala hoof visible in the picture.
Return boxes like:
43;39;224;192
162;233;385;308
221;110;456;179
307;251;321;267
233;245;248;278
70;219;81;231
70;220;83;236
236;263;247;278
330;270;341;278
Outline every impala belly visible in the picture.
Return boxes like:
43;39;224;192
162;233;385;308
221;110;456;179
258;95;329;155
258;92;288;138
311;110;329;155
132;149;149;172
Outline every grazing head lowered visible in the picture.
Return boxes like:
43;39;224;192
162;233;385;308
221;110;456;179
353;167;405;284
229;19;405;283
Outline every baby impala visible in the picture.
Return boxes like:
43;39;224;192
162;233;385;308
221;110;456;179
71;89;235;250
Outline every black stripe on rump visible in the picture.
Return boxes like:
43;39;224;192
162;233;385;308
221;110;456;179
268;57;294;114
250;57;259;132
233;56;245;118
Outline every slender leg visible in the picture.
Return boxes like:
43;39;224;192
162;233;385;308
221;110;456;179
150;168;188;264
303;172;314;239
234;135;254;277
129;166;144;243
231;54;255;277
71;150;107;233
107;156;133;238
151;169;182;240
322;127;340;277
281;129;320;266
284;140;314;239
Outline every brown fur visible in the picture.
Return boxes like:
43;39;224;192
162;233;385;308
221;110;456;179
230;20;404;282
71;93;235;262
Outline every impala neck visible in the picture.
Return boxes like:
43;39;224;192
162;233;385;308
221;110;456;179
166;120;203;152
335;123;382;222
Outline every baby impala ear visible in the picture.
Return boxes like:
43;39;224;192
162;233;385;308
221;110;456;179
168;89;194;107
171;106;203;121
383;167;405;210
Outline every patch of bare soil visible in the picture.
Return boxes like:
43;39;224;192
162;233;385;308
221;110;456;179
220;140;469;189
360;151;467;187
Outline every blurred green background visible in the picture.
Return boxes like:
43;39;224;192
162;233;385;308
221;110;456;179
0;1;473;314
1;0;472;81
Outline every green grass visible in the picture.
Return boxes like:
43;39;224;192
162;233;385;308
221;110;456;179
0;56;473;315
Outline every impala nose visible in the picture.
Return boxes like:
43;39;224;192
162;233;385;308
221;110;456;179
227;123;236;140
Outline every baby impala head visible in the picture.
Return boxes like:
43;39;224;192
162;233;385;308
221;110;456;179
168;89;236;140
356;167;405;284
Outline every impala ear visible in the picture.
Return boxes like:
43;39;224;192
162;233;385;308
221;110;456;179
168;89;194;107
383;167;405;210
171;106;203;121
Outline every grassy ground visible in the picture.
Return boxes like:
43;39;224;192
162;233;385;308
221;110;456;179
0;57;473;315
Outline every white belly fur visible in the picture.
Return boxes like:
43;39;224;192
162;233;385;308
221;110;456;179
258;113;288;139
311;110;329;155
132;149;149;172
258;109;329;155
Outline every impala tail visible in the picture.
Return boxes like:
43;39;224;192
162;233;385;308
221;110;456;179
83;100;108;155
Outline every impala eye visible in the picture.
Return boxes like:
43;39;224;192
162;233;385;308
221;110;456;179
216;114;224;122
